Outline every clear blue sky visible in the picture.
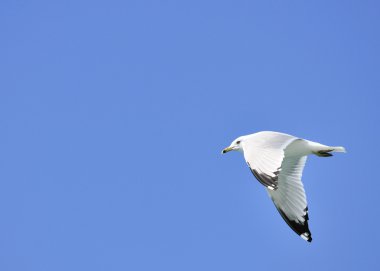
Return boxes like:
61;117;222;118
1;1;379;270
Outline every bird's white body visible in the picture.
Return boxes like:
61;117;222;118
222;131;345;242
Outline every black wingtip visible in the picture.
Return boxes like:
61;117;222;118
301;233;312;242
276;207;312;242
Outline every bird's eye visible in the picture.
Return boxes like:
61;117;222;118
236;141;241;144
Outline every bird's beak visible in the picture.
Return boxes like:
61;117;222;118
222;146;234;154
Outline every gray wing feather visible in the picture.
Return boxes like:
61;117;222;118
243;131;297;190
268;155;312;242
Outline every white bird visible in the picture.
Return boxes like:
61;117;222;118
222;131;346;242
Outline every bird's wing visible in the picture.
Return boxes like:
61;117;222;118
267;155;312;242
243;131;297;190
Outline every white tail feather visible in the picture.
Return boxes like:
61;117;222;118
332;146;346;153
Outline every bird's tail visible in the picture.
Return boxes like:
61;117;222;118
314;145;346;157
331;146;346;153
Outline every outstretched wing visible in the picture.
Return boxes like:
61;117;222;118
268;155;312;242
243;131;297;190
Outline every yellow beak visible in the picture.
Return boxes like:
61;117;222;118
222;146;234;154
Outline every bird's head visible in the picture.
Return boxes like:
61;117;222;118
222;136;245;154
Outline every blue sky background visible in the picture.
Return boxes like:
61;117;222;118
1;1;379;270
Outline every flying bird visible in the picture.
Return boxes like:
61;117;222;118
222;131;345;242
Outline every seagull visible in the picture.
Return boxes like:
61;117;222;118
222;131;345;242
